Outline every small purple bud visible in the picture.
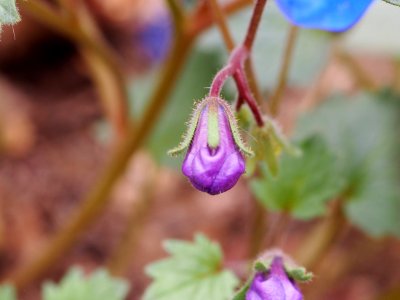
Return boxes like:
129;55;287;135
246;257;303;300
182;98;246;195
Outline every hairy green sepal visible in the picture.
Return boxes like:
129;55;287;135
217;98;253;157
246;115;300;177
167;100;205;156
207;101;220;149
233;254;312;300
168;97;253;157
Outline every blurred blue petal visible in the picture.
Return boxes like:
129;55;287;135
133;14;173;63
275;0;374;32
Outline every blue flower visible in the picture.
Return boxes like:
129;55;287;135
275;0;374;32
133;14;172;63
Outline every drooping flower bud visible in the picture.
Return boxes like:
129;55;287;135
246;257;303;300
169;97;253;195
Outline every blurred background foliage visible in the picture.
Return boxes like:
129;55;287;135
0;0;400;299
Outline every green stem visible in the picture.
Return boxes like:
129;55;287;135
208;0;235;51
269;25;298;116
8;0;253;288
189;0;253;36
166;0;186;31
107;165;157;275
248;200;269;258
245;59;264;105
74;1;129;138
295;199;346;270
335;48;377;92
9;33;195;289
305;236;386;299
22;0;129;138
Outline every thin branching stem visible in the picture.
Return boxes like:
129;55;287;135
10;31;195;289
208;0;235;51
74;1;129;138
166;0;186;32
335;47;377;91
296;199;347;270
190;0;252;36
243;0;268;51
208;0;263;106
233;69;264;126
245;59;264;105
21;0;129;138
8;0;254;288
248;200;269;258
208;0;268;126
269;25;299;116
108;163;157;275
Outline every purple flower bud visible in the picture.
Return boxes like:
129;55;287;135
182;99;246;195
246;257;303;300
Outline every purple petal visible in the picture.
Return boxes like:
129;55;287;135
245;257;303;300
246;274;285;300
182;104;245;195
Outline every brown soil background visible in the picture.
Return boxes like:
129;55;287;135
0;1;400;299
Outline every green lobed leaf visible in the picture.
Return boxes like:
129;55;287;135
295;91;400;236
250;136;343;219
382;0;400;7
144;233;239;300
0;284;17;300
0;0;20;30
246;126;279;177
43;267;129;300
246;118;301;177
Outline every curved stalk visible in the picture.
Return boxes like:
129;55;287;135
21;0;129;138
7;0;254;288
269;25;299;116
